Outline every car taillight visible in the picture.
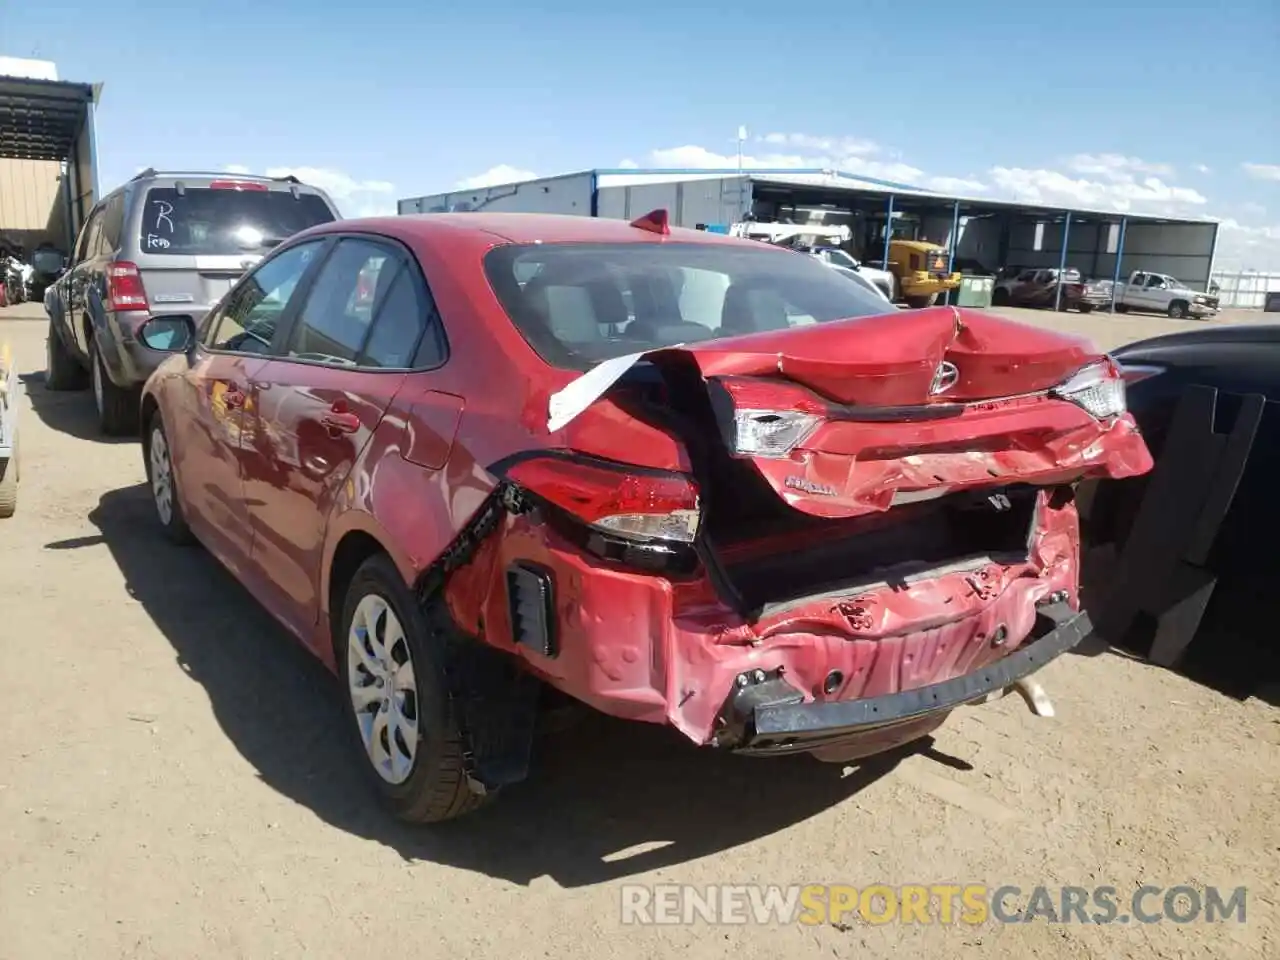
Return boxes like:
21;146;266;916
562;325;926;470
505;455;700;544
711;377;828;459
1050;359;1127;420
106;261;148;311
209;179;268;191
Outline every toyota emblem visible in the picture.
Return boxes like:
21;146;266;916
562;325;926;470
930;360;960;395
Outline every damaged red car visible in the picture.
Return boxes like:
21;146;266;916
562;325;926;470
135;209;1153;822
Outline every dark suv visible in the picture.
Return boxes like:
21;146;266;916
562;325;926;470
44;169;342;434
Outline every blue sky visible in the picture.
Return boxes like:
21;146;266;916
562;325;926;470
4;0;1279;267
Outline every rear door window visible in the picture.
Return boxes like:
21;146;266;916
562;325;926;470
283;237;440;368
139;186;336;257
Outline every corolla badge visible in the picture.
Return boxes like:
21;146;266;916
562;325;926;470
930;360;960;396
785;475;838;497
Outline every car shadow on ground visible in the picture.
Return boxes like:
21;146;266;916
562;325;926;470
19;371;133;445
54;483;957;888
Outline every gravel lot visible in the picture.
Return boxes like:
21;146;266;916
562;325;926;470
0;303;1276;960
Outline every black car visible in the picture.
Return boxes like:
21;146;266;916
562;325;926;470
1085;324;1280;701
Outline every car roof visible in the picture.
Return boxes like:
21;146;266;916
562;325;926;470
304;212;761;248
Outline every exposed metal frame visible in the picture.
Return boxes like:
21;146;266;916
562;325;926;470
1053;211;1073;311
944;199;960;305
1109;217;1129;313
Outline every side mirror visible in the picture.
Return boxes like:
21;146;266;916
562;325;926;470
138;314;197;353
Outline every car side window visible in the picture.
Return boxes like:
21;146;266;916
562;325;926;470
74;210;101;262
285;238;390;365
204;241;323;354
360;266;442;368
97;195;124;255
285;237;441;368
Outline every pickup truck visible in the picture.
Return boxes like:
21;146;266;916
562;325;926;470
1113;270;1219;319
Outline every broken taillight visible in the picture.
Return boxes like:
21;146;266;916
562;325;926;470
1049;360;1127;420
712;377;829;459
505;455;700;544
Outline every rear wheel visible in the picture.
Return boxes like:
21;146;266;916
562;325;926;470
991;288;1010;306
1114;303;1129;314
90;338;139;436
904;294;937;309
338;553;491;823
45;321;88;391
1078;303;1094;314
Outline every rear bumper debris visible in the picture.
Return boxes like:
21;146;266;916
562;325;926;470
723;601;1089;754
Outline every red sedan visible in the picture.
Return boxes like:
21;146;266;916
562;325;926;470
134;210;1152;822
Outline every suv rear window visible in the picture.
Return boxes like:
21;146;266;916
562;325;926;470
139;186;336;256
483;241;893;371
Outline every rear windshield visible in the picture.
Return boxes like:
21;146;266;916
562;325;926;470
139;187;336;256
483;241;894;371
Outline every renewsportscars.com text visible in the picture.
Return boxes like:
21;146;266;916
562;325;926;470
620;884;1248;926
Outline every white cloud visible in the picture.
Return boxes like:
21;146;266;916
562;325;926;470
926;176;989;195
987;167;1207;213
454;165;538;190
1242;162;1280;182
759;132;879;156
1193;163;1212;175
1065;153;1175;180
221;164;397;217
644;142;926;185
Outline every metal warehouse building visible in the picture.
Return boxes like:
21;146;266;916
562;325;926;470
399;167;1221;295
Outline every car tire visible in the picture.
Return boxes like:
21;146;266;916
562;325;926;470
1078;303;1094;314
338;553;491;824
45;321;88;392
1114;303;1129;314
90;338;139;436
1167;301;1187;320
991;288;1009;306
144;410;194;545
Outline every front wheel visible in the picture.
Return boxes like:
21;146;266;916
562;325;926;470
904;294;937;309
1167;301;1188;320
339;553;492;823
145;411;194;545
1077;303;1094;314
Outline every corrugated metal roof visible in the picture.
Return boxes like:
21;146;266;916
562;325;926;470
0;74;96;162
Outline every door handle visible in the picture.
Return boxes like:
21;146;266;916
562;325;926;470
320;409;360;435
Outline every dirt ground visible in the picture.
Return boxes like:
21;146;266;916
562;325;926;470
0;303;1276;960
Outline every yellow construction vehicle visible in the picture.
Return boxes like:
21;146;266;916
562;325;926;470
884;239;961;308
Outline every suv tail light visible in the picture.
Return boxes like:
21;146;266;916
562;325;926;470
209;179;268;191
106;261;148;311
505;455;700;544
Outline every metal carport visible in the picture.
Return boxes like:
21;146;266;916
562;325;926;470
0;71;101;251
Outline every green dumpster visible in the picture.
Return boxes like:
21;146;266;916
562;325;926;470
954;274;995;308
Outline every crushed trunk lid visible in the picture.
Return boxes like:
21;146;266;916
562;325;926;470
547;306;1153;519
